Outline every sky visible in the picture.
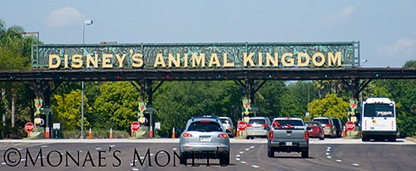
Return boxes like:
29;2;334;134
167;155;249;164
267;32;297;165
1;0;415;68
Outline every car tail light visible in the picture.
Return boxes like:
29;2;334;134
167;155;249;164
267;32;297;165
218;133;228;138
183;133;193;137
247;124;252;127
262;124;268;127
326;124;332;128
269;130;274;140
304;130;309;141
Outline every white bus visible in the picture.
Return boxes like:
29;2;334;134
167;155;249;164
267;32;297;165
361;98;397;142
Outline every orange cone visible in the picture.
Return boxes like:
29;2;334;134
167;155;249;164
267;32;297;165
110;128;113;139
172;127;175;138
149;126;153;138
89;128;92;139
45;127;50;138
342;127;346;137
236;130;239;137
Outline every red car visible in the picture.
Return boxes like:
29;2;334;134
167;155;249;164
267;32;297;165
304;121;325;140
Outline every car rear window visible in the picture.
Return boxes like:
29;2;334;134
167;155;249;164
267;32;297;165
220;119;228;124
313;119;329;124
249;119;265;124
274;120;303;126
305;122;320;127
187;121;222;132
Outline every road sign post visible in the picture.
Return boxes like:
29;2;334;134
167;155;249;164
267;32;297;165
131;121;140;137
346;121;355;137
25;122;34;138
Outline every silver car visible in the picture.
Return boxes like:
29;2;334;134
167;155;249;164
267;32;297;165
246;116;271;139
179;116;230;166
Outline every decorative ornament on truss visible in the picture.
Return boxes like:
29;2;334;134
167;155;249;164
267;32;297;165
242;97;251;115
349;98;357;115
34;97;43;115
138;100;147;123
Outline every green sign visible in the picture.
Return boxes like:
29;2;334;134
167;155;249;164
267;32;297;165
32;42;359;69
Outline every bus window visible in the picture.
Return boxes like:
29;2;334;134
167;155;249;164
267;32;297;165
364;103;394;117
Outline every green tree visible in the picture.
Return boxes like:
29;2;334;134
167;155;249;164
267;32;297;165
93;82;140;131
52;90;92;131
0;20;37;138
308;93;349;122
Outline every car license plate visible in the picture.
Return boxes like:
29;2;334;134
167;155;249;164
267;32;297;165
286;142;292;146
200;136;211;142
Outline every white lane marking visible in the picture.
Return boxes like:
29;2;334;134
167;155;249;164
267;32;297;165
160;151;165;154
109;145;115;148
41;145;48;148
140;157;145;160
327;156;332;159
150;153;154;156
95;147;101;150
325;153;329;155
241;161;246;164
236;154;240;157
327;147;331;149
326;149;331;152
17;148;23;151
20;159;26;161
172;148;177;151
353;163;360;167
1;162;6;165
252;165;260;168
79;150;83;153
250;146;255;149
236;158;240;161
245;148;250;151
336;160;342;163
132;167;139;171
240;151;244;154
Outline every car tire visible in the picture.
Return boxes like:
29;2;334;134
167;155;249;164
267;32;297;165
246;136;250;140
219;152;230;166
179;152;187;165
301;148;309;158
267;148;274;158
319;136;325;140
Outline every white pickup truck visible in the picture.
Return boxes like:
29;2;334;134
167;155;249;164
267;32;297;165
267;117;310;158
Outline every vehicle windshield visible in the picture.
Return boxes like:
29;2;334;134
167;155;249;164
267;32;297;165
249;119;265;124
187;121;223;132
364;103;394;117
273;120;304;127
313;119;329;124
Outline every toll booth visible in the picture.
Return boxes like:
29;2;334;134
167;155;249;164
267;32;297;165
31;107;53;139
144;105;156;137
136;105;156;138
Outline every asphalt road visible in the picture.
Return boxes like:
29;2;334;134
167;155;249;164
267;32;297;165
0;138;415;171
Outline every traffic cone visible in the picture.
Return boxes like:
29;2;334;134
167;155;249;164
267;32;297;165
110;128;113;139
45;127;50;138
172;127;175;138
89;128;92;139
149;126;153;138
342;127;346;137
236;130;239;137
131;130;134;137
